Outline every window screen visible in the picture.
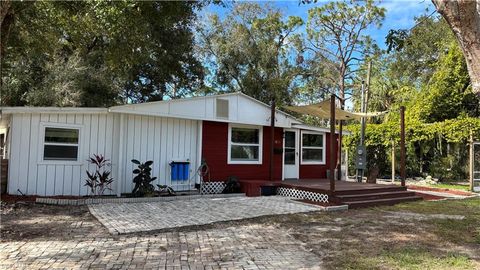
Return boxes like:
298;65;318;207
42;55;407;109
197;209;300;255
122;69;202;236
230;127;261;162
301;133;324;163
43;127;79;161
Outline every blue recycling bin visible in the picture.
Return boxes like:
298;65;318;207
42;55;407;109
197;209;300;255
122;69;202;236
171;163;178;181
170;161;190;181
183;163;190;180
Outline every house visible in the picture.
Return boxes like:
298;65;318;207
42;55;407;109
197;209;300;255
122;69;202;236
0;92;345;197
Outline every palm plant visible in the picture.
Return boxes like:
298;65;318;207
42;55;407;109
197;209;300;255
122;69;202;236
85;154;113;196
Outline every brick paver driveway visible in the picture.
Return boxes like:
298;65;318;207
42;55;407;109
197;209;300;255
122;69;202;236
1;198;324;269
89;196;321;234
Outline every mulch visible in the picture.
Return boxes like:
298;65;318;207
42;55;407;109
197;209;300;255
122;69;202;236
1;194;83;204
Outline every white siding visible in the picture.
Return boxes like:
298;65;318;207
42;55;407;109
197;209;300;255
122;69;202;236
119;115;200;194
8;113;119;196
8;112;200;196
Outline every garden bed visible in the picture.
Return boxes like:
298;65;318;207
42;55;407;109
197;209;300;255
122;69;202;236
408;185;476;196
35;193;246;205
1;194;81;204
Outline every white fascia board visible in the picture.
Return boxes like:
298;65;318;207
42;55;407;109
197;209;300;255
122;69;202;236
0;107;108;114
292;123;350;135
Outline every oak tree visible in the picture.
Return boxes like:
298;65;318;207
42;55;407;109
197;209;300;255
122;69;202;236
432;0;480;97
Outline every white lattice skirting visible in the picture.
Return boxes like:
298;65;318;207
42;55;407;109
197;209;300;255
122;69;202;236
277;187;329;203
201;182;226;194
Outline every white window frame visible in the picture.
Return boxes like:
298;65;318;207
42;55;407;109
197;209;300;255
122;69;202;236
227;123;263;165
38;122;83;165
301;131;326;165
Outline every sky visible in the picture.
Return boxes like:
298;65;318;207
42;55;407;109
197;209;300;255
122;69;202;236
202;0;436;50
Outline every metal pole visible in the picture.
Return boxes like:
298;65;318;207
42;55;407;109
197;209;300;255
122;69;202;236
365;61;372;112
469;130;474;192
330;94;336;194
360;80;366;145
363;62;372;182
269;97;275;181
400;106;406;187
356;81;366;183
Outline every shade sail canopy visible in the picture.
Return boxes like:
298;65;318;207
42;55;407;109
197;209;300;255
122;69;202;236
285;99;386;121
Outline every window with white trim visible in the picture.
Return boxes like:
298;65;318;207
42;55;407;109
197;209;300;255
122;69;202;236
228;125;262;164
43;127;79;161
301;132;325;164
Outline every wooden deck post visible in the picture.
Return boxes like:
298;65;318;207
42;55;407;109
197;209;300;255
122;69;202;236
269;97;275;182
391;141;395;182
400;106;406;187
337;123;342;181
330;95;336;193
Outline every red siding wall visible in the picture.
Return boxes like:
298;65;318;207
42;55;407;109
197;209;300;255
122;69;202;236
202;121;283;181
299;132;338;179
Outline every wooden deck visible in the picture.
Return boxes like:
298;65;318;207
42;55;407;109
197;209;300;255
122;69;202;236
238;178;422;208
280;178;405;194
280;179;422;208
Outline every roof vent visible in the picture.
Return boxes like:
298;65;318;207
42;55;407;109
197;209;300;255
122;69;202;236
216;98;229;119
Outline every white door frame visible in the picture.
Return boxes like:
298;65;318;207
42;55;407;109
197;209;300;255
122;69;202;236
283;129;299;180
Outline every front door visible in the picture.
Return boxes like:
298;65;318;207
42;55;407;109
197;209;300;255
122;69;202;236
283;129;299;179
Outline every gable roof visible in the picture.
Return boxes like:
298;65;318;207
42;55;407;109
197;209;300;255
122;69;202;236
0;92;347;133
109;92;302;128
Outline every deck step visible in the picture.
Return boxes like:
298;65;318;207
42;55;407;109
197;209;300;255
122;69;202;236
344;196;423;209
336;191;418;202
280;184;408;196
332;186;407;195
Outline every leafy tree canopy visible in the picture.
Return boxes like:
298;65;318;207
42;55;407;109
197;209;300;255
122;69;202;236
1;1;208;106
305;0;385;104
196;2;304;106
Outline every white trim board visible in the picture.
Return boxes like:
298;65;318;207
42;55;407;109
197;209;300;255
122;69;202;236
227;123;263;165
300;130;326;165
38;122;84;165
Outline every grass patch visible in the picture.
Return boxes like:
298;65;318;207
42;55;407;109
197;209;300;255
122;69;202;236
323;198;480;269
380;197;480;215
429;217;480;244
341;246;475;270
381;198;480;244
429;183;470;191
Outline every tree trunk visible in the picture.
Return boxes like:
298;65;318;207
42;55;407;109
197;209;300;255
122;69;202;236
0;0;13;95
1;0;13;63
366;165;379;183
432;0;480;96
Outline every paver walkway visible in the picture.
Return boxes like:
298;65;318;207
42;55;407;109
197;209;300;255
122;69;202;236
89;196;321;234
1;201;324;269
0;224;323;269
